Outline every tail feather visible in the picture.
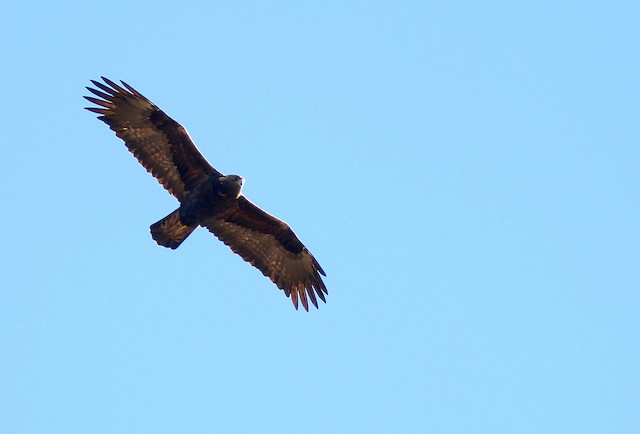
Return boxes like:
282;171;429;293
150;209;197;249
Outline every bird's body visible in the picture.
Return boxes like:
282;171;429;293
178;175;244;226
84;77;327;310
150;175;244;250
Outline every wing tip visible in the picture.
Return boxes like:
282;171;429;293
84;106;108;114
87;76;140;99
285;278;327;312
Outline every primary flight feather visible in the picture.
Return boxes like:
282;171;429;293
84;77;327;311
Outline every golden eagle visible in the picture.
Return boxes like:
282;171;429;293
84;77;327;311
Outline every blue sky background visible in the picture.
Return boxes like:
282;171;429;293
2;1;639;433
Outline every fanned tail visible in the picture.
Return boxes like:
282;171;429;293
150;209;196;249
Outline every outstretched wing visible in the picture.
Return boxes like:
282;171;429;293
205;196;327;311
84;77;220;200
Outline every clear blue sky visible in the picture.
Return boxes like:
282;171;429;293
2;1;639;433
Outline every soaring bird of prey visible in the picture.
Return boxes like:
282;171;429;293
84;77;327;311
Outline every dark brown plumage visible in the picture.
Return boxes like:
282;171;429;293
84;77;327;311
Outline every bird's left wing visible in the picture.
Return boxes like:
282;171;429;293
84;77;221;200
205;196;327;311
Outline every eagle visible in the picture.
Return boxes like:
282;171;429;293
84;77;327;311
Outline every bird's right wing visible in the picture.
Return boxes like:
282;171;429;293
84;77;221;200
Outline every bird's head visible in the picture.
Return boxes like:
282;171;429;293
219;175;244;198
